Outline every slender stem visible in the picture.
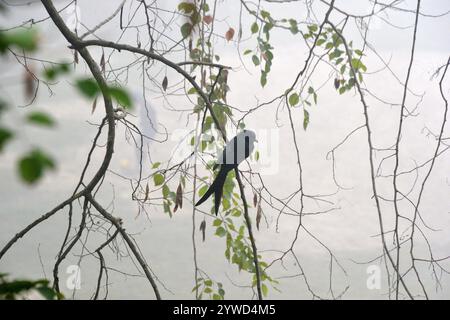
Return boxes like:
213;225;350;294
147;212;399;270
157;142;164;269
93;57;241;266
328;21;414;299
87;194;161;300
235;168;262;300
391;0;421;299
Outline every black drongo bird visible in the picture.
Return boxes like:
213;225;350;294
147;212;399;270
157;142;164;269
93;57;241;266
195;130;257;215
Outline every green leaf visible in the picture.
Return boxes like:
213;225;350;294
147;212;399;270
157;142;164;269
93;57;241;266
262;22;273;36
360;62;367;72
108;86;132;108
251;22;259;34
260;73;267;87
213;293;221;300
0;279;38;295
0;127;13;152
252;55;260;66
178;2;195;13
307;24;318;33
204;287;212;294
262;283;268;297
329;49;343;60
303;109;309;130
75;78;99;98
288;19;298;34
261;10;271;20
215;226;226;237
199;185;209;197
0;29;38;53
162;184;170;199
27;112;55;127
191;11;201;25
163;200;171;217
153;173;165;186
37;286;56;300
213;219;222;227
204;279;213;286
191;283;201;293
43;63;71;81
348;77;356;88
180;23;193;38
335;57;344;65
152;162;161;169
351;58;367;72
243;49;252;55
18;149;55;184
316;38;325;46
288;93;299;106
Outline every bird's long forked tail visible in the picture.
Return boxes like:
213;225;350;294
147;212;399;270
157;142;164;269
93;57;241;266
195;166;231;215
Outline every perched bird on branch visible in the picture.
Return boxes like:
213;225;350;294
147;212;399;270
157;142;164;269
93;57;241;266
196;130;257;215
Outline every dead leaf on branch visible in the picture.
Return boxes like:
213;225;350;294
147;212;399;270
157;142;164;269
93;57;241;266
225;27;235;41
144;183;149;202
100;52;105;74
203;15;213;24
24;68;36;100
174;183;183;212
334;78;340;89
162;76;168;92
199;220;206;242
256;203;262;231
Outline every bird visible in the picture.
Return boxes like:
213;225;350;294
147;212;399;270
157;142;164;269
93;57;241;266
195;130;257;215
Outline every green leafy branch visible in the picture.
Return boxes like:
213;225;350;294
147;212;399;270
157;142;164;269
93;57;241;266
0;273;62;300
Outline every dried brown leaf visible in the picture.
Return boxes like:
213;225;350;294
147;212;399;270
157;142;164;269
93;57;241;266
144;183;149;202
24;69;36;100
203;15;213;24
256;204;262;231
334;78;340;89
225;27;235;41
100;52;105;74
200;220;206;242
176;183;183;208
162;76;168;92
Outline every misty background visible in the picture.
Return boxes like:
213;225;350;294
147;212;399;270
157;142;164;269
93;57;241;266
0;0;449;299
